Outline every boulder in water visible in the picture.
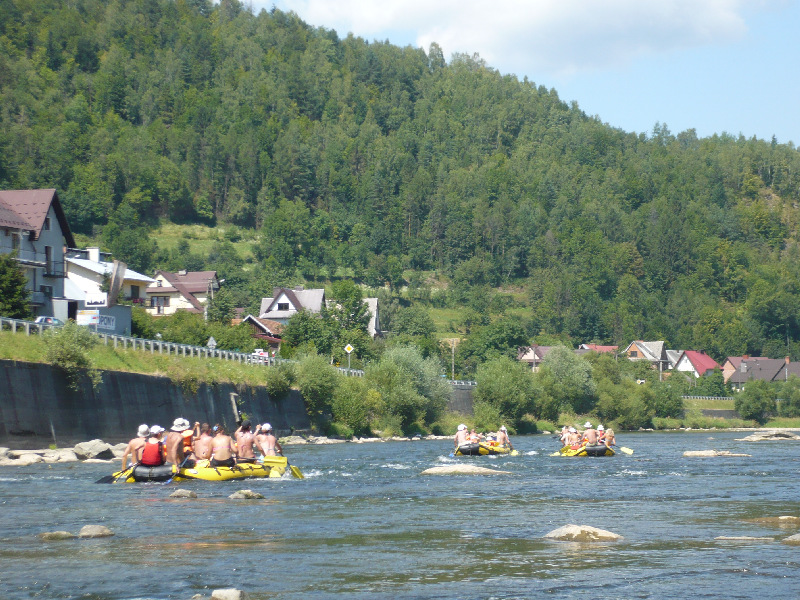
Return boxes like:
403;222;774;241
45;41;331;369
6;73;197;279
683;450;750;457
229;489;265;500
421;464;511;475
39;531;76;540
782;533;800;545
73;440;115;460
43;449;79;463
544;524;623;542
736;430;800;442
170;489;198;498
79;525;114;538
211;590;251;600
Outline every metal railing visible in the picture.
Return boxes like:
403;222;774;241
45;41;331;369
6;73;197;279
0;316;365;376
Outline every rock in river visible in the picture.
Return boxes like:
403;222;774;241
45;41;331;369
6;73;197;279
79;525;114;538
544;524;623;542
73;439;115;460
421;464;511;475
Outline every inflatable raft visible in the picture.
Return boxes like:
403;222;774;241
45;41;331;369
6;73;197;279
559;444;615;457
455;441;517;456
102;457;288;483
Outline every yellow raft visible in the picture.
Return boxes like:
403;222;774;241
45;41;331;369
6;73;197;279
455;441;518;456
559;444;615;457
105;457;288;483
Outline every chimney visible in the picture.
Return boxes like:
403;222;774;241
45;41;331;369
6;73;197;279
786;356;791;365
87;247;100;262
295;285;304;291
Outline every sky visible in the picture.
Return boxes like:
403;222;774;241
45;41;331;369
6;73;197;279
243;0;800;146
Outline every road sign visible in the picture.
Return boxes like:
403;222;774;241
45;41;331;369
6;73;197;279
344;344;354;354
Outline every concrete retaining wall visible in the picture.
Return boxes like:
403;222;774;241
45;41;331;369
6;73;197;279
0;359;310;448
448;385;474;414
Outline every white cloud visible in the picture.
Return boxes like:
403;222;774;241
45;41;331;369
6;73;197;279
260;0;759;77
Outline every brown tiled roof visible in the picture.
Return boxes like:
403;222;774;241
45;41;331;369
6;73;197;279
0;189;75;246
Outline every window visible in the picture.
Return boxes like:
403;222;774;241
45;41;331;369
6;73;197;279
41;285;53;298
630;350;638;358
11;232;20;251
45;246;52;272
44;217;51;231
277;302;290;311
130;285;140;299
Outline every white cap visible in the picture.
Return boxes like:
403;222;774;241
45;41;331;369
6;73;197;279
150;425;165;435
172;418;190;432
262;423;272;431
500;426;507;431
137;424;150;437
597;424;605;431
584;422;592;428
458;424;467;431
569;427;577;433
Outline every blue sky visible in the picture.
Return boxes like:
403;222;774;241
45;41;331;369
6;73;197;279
244;0;800;146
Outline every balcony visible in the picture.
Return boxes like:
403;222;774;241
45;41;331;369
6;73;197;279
43;260;66;278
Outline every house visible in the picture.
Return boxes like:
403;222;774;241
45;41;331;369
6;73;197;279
236;315;285;354
578;343;618;354
621;341;670;375
0;189;76;319
258;286;382;338
259;286;326;324
65;247;155;307
673;350;721;378
665;349;683;370
517;345;556;372
725;356;800;390
721;356;768;384
145;270;219;316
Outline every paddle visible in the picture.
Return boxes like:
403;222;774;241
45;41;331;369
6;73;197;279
96;463;137;484
619;446;634;455
286;460;304;479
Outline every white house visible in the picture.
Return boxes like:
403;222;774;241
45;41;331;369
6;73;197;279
0;189;76;319
145;270;219;316
65;247;155;307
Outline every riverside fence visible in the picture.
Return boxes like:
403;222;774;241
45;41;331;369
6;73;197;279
0;316;478;386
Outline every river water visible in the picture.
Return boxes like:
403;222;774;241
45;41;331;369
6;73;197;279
0;431;798;600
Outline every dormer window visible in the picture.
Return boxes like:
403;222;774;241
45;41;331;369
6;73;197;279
277;302;290;311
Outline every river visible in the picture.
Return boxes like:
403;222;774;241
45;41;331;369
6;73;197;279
0;431;798;599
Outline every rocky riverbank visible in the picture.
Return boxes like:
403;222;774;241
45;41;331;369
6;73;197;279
0;434;453;467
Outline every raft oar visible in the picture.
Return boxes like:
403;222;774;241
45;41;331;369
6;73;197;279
96;463;137;484
287;460;304;479
619;446;634;455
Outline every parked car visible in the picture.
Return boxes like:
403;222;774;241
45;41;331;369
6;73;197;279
34;316;64;326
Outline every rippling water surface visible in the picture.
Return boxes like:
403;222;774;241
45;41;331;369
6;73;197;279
1;431;799;599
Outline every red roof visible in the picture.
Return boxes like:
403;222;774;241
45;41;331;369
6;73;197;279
581;344;619;353
0;189;76;246
684;351;720;376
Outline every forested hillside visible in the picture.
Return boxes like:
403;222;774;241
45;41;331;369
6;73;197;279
4;0;800;369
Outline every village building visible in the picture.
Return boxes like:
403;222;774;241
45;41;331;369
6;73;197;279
145;270;219;316
0;189;75;319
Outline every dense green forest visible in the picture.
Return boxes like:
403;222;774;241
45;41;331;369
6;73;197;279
4;0;800;375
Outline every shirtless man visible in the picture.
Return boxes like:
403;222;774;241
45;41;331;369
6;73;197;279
120;424;149;470
165;418;189;465
453;423;468;452
567;427;581;446
255;423;283;457
209;424;237;468
193;423;214;461
234;420;257;463
582;421;599;446
496;425;514;451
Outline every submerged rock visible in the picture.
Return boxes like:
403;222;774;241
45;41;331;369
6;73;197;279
211;589;251;600
39;531;76;540
170;489;198;498
736;430;800;442
683;450;750;457
544;524;623;542
782;533;800;545
79;525;114;538
229;489;265;500
715;536;774;542
421;465;511;475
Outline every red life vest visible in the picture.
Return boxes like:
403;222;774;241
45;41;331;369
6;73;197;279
140;440;165;466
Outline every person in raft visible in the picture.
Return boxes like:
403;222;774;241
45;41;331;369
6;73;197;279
496;425;514;451
193;423;214;462
582;421;599;446
234;420;257;463
255;423;283;457
120;424;149;470
209;424;237;468
139;425;166;467
165;418;190;466
453;423;468;451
